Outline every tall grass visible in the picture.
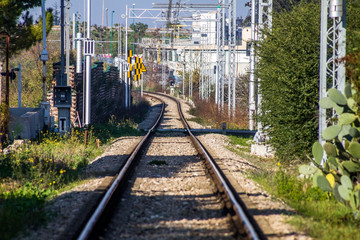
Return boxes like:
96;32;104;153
190;95;249;129
226;135;360;240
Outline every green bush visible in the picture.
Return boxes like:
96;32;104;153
256;2;320;161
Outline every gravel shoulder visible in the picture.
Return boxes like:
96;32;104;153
196;134;311;240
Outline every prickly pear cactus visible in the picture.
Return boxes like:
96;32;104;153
299;84;360;217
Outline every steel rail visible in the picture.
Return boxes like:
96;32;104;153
150;92;264;240
77;96;165;240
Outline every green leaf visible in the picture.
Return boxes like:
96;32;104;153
338;164;350;177
344;83;352;99
356;191;360;208
323;142;337;157
338;125;351;141
349;142;360;158
342;161;360;173
333;183;342;202
322;125;342;141
299;165;318;175
313;172;322;187
338;185;351;201
316;175;333;192
327;156;339;168
341;175;353;190
347;98;358;112
328;88;347;105
349;127;360;138
333;104;344;114
312;141;323;165
339;113;357;125
319;97;335;109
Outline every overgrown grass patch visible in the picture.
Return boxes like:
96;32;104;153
248;162;360;239
227;135;252;153
225;136;360;239
0;100;150;239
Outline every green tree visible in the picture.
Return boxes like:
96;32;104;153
130;22;148;45
346;0;360;100
0;0;53;58
256;2;321;161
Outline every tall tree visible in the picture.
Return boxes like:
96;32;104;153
0;0;53;58
130;22;148;44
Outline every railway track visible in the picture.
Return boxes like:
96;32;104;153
77;92;265;240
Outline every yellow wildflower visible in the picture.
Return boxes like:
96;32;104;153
277;162;281;166
29;158;34;163
326;173;335;188
53;181;55;184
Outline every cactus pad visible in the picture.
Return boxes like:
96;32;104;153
312;141;323;165
328;88;347;105
339;113;357;125
349;142;360;159
322;125;342;141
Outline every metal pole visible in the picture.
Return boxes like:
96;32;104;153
132;3;135;54
85;0;91;125
18;64;21;108
72;13;76;50
4;34;10;140
76;32;82;73
221;0;225;110
102;0;105;27
183;59;185;99
319;0;328;143
60;0;65;84
338;1;346;92
66;0;70;85
41;0;48;102
125;5;129;109
215;7;220;105
231;0;237;119
111;10;114;55
119;23;122;57
249;0;256;130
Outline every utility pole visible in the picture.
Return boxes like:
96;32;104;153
41;0;49;102
60;0;65;83
72;13;76;50
125;5;129;109
85;0;91;125
132;3;135;54
66;0;70;85
111;10;114;55
17;64;21;108
102;0;105;27
40;0;50;128
319;0;346;156
229;0;237;119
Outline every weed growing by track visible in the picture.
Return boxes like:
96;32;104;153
0;101;150;240
227;135;360;240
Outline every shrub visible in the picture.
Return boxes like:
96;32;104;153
256;2;320;161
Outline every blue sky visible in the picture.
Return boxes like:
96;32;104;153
30;0;250;27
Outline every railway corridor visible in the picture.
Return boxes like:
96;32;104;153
100;133;235;239
16;93;311;240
